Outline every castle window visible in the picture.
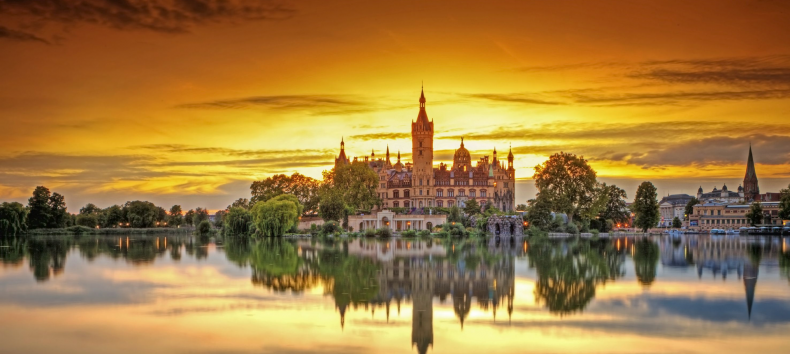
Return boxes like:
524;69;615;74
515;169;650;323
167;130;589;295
448;201;454;208
448;190;454;197
404;201;410;208
481;190;486;197
394;201;399;207
404;190;410;198
394;190;399;199
437;190;443;197
420;179;423;186
459;190;465;197
470;191;476;197
419;189;423;196
437;201;443;207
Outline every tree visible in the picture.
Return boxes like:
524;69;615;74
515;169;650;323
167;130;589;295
27;186;52;229
463;199;481;216
533;152;599;223
0;202;28;236
778;184;790;221
224;207;253;235
318;188;346;222
169;205;183;226
122;201;159;228
48;192;68;228
229;198;251;210
447;206;463;223
745;202;764;226
214;210;227;228
598;183;629;224
79;203;101;215
250;173;320;215
684;197;700;219
184;209;195;226
672;217;682;228
251;196;302;237
102;205;123;228
76;213;99;228
516;204;528;212
193;207;209;225
527;195;552;230
328;162;381;212
633;181;660;232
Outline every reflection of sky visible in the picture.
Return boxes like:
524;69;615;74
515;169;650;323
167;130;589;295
0;237;788;354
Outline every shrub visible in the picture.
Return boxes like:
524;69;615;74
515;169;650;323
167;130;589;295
66;225;94;234
442;223;467;238
376;227;393;238
322;221;341;234
437;230;449;238
197;220;212;235
566;222;579;234
401;230;417;237
224;207;252;235
418;230;430;238
364;228;376;237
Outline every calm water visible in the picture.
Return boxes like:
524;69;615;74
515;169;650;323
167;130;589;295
1;234;789;354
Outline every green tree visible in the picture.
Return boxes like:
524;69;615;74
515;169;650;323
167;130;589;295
197;220;212;235
79;203;101;215
103;205;123;228
598;183;629;223
193;207;209;225
0;202;28;236
122;201;159;228
778;184;790;221
229;198;251;210
318;188;346;222
184;209;195;226
168;205;183;226
327;162;381;212
463;199;481;216
745;202;764;226
251;173;320;215
684;197;700;219
224;207;253;235
672;217;682;228
214;210;227;228
516;204;528;211
447;206;463;223
27;186;52;229
251;196;302;237
633;181;660;232
76;213;99;228
533;152;599;223
527;195;553;230
48;192;69;228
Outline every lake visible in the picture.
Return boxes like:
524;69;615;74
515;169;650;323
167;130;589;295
1;234;789;354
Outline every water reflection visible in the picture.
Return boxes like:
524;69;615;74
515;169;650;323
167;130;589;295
1;234;790;353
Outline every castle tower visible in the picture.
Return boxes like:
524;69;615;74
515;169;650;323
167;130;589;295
335;137;349;168
411;259;433;354
507;144;514;171
743;145;760;202
412;86;435;209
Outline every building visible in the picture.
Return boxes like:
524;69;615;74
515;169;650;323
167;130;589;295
658;194;694;227
335;88;516;212
693;145;780;205
696;184;744;203
687;201;783;232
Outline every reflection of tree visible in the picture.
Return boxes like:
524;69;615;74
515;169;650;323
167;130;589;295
27;238;70;282
249;238;320;293
0;236;27;266
527;238;625;316
633;239;659;286
779;248;790;285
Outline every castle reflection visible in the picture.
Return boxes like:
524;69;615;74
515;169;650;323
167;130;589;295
2;234;789;354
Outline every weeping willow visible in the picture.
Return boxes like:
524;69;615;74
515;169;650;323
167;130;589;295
0;202;28;237
251;195;302;237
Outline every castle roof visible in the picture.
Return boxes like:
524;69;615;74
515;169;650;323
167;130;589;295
745;145;757;180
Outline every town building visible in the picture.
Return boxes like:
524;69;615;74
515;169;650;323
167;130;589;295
687;201;782;232
694;145;778;204
335;88;516;213
658;194;694;227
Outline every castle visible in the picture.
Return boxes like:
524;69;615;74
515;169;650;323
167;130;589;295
335;88;517;212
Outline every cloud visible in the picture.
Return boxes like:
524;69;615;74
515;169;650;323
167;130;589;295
347;132;411;141
0;0;295;42
174;94;411;116
456;93;564;106
0;25;50;44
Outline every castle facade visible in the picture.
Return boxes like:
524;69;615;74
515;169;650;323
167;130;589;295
335;88;516;212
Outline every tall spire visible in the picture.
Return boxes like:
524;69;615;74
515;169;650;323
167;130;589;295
460;137;464;148
745;144;756;179
398;150;401;162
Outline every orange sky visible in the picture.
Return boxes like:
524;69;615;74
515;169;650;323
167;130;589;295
1;0;789;210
